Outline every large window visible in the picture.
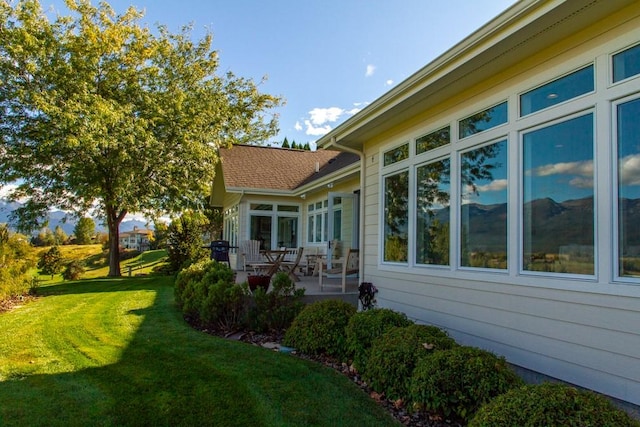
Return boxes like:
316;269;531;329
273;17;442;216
459;101;508;138
250;203;299;250
460;140;508;269
617;97;640;278
416;158;450;265
307;200;328;243
522;113;594;275
383;171;409;262
223;205;239;250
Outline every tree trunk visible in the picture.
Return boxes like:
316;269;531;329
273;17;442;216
107;206;127;277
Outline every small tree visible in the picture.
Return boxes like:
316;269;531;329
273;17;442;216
282;137;290;148
151;221;168;250
53;225;68;245
74;217;95;245
34;228;55;247
166;212;208;273
39;246;64;278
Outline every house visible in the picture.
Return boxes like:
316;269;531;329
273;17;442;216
210;145;360;270
118;226;152;252
308;0;640;409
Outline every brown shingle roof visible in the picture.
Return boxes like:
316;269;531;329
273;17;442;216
218;145;359;191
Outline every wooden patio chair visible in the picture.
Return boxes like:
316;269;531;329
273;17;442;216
280;247;304;281
319;248;359;293
240;240;263;271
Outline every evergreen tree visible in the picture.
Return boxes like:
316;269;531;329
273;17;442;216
38;246;64;278
74;217;95;245
282;137;290;148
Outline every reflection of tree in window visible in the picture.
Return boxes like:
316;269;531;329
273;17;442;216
384;171;409;262
416;159;450;265
459;102;508;138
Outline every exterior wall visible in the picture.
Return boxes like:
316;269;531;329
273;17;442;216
362;6;640;405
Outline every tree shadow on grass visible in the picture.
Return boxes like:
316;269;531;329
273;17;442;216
0;277;268;427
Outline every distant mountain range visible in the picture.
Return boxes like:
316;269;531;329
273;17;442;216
0;199;150;235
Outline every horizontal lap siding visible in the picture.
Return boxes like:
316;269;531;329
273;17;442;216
376;274;640;404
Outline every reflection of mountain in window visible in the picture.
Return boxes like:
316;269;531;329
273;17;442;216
522;113;594;275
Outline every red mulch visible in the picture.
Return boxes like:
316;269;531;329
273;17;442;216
0;295;37;314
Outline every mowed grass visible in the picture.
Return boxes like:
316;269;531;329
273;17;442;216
0;274;399;426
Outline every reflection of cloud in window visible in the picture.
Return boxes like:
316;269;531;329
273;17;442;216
569;177;593;189
477;179;508;193
619;154;640;186
530;159;593;177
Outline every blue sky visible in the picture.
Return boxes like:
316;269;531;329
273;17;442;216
42;0;516;147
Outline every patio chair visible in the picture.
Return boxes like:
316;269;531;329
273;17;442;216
240;240;263;271
319;248;359;293
280;247;304;281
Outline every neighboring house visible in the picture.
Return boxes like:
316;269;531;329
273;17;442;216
119;226;152;251
309;0;640;409
210;145;360;270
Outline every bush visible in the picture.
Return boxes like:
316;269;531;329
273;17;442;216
174;260;243;331
63;260;85;281
166;213;209;273
246;272;305;333
345;308;412;374
411;346;523;422
469;382;640;427
283;299;356;359
365;324;457;400
38;246;64;278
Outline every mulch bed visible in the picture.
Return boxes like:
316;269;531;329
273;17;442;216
0;295;37;314
222;330;463;427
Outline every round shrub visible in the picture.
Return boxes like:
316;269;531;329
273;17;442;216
410;346;523;422
469;382;640;427
345;308;413;374
62;260;85;281
283;299;356;359
365;324;457;400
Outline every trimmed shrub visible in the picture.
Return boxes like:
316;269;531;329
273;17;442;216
247;272;305;333
174;260;243;331
365;324;457;400
283;299;356;359
345;308;413;374
469;382;640;427
410;346;523;422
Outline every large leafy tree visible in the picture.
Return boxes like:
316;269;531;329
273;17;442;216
0;0;281;276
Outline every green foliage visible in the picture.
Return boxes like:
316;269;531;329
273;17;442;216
174;259;243;331
166;213;209;273
38;246;64;278
469;382;640;427
32;228;56;247
365;324;457;400
0;0;282;276
283;299;356;359
63;260;85;281
53;225;68;245
247;272;305;333
151;221;169;249
410;346;523;422
345;308;412;374
74;218;95;245
0;224;37;300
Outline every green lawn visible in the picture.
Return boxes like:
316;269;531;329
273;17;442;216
0;275;399;426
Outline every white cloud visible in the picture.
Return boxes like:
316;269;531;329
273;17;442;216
530;160;593;178
365;64;376;77
308;107;344;125
476;179;508;193
294;121;302;131
0;183;18;199
304;120;332;136
619;154;640;186
385;79;394;86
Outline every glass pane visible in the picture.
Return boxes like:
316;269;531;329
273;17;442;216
520;65;594;116
459;101;508;138
460;140;508;269
277;217;298;248
278;205;298;212
522;114;594;275
308;215;314;242
613;44;640;83
384;171;409;262
250;215;271;250
416;126;450;155
416;159;450;265
315;213;322;242
333;209;342;240
617;98;640;277
250;204;272;211
384;143;409;166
